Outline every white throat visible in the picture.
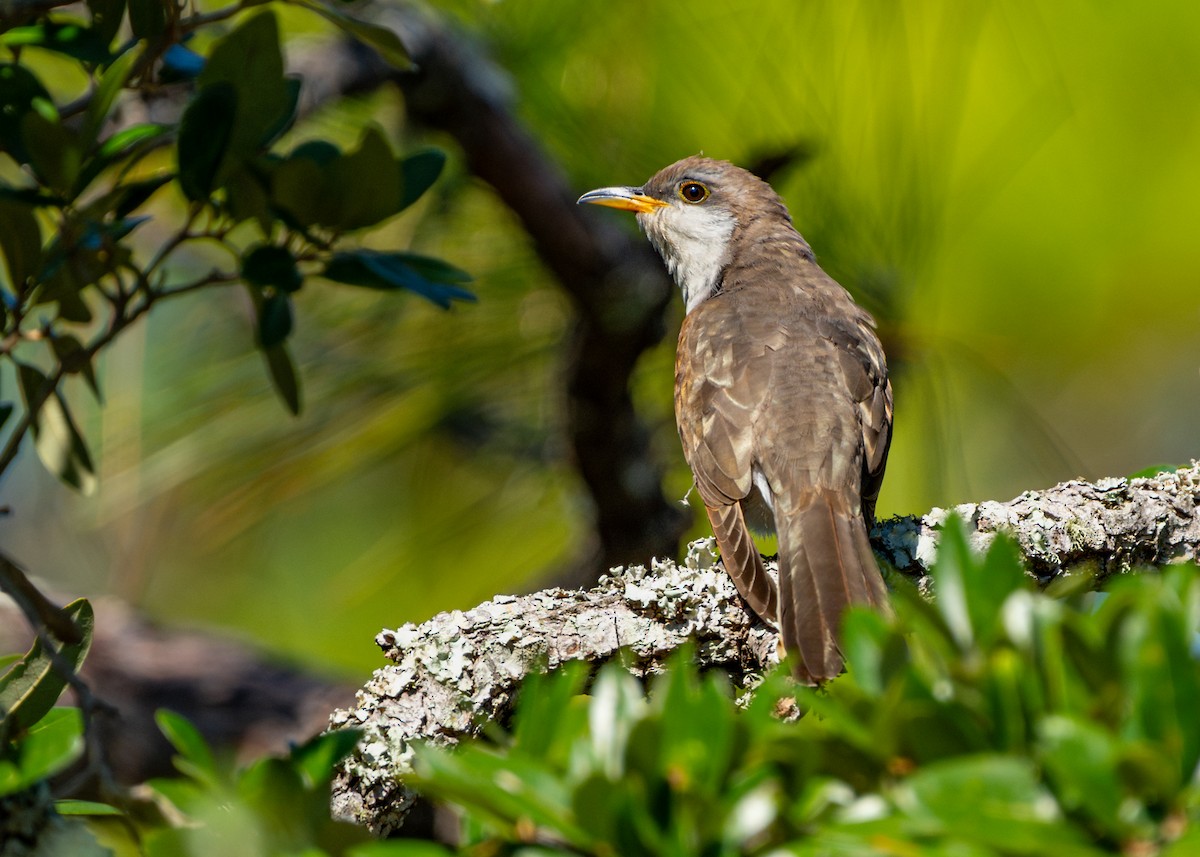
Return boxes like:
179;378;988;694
639;205;735;313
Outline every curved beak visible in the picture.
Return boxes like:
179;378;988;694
577;186;668;214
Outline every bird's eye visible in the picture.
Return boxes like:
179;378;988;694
678;182;709;204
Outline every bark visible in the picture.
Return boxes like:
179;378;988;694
329;463;1200;834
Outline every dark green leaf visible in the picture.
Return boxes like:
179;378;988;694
21;109;83;196
51;334;101;401
0;200;42;295
156;709;221;786
0;21;113;64
113;173;172;217
258;291;293;347
0;403;13;432
0;64;51;163
40;391;97;492
399;148;446;210
1037;715;1124;834
321;250;476;308
177;83;236;201
74;123;170;196
326;126;402;230
0;599;94;734
0;708;84;797
87;0;127;45
199;12;291;175
263;343;302;415
292;0;413;70
57;290;95;324
243;245;302;293
128;0;166;43
270;151;326;228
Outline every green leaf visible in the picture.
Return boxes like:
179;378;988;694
399;148;446;210
1037;715;1124;835
258;291;293;347
33;389;97;494
0;21;113;64
1127;463;1180;480
0;708;84;797
156;709;221;787
127;0;166;43
0;599;94;734
87;0;127;45
263;343;302;415
895;754;1091;853
290;728;361;788
199;12;291;178
21;109;83;196
83;47;141;147
0;200;42;295
290;0;413;70
929;517;1026;650
0;64;51;163
51;334;101;401
243;245;302;293
321;250;476;308
55;799;125;816
177;83;236;201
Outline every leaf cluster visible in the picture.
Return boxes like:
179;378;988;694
0;1;472;493
407;521;1200;856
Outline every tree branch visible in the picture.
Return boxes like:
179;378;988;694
329;463;1200;834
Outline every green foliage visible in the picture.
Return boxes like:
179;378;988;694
0;599;94;738
411;522;1200;855
0;1;469;495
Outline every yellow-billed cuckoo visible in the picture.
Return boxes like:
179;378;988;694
578;156;893;683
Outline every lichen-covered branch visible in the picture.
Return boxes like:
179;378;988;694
330;463;1200;833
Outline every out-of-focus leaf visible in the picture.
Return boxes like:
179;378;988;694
55;799;124;816
74;123;170;194
21;110;82;196
263;343;301;415
0;200;41;294
321;250;476;308
290;728;362;789
399;148;446;210
199;12;291;176
177;83;236;201
271;128;404;231
17;364;97;493
0;404;13;433
156;709;221;787
1127;463;1181;480
51;334;101;400
243;244;302;293
0;599;94;734
87;0;126;45
0;708;84;797
258;291;293;347
896;754;1090;852
0;21;113;64
1037;715;1124;834
128;0;165;43
0;64;49;163
397;252;473;284
82;45;140;146
290;0;413;70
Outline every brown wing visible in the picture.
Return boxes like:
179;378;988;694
675;298;782;625
817;307;893;525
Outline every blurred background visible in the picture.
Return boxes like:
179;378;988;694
4;0;1199;677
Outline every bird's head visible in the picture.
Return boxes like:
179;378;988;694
578;156;792;312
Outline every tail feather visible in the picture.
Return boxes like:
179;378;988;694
706;502;779;627
778;490;888;683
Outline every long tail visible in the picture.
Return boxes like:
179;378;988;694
776;489;889;684
705;501;779;627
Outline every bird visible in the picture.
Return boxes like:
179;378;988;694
578;156;893;683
